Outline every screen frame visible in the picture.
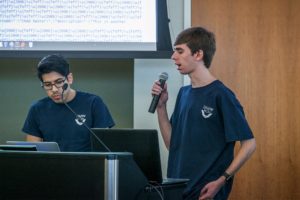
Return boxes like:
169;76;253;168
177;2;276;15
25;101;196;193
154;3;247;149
0;0;173;59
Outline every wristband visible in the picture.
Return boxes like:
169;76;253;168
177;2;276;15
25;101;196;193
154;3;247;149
222;172;232;182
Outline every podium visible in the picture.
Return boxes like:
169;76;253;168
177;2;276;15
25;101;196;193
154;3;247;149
0;151;186;200
0;151;147;200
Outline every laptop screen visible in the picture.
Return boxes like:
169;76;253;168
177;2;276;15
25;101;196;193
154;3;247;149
6;141;60;152
90;128;163;183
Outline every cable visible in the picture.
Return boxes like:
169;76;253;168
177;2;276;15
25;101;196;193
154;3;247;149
145;182;165;200
61;85;111;152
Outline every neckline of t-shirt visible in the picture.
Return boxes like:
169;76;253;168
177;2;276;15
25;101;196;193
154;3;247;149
65;90;79;104
190;80;221;90
51;90;79;106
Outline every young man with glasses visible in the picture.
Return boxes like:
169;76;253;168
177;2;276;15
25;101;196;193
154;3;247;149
22;54;115;152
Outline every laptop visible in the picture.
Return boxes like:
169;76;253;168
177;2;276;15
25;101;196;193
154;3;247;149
90;128;189;185
6;141;60;152
0;144;37;151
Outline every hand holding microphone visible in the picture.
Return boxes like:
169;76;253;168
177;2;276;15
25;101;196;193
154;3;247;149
148;72;168;113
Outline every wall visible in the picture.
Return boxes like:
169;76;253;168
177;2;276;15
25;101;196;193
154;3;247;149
192;0;300;199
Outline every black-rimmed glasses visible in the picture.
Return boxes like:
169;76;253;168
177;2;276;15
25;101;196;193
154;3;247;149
41;78;66;90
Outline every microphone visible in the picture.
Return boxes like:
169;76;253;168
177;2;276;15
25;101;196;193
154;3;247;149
61;83;111;152
62;82;68;91
148;72;168;113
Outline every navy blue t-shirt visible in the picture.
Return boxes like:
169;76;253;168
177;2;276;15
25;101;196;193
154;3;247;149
22;91;115;152
168;80;253;199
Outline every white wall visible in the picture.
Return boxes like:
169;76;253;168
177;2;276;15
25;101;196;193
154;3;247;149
134;0;191;178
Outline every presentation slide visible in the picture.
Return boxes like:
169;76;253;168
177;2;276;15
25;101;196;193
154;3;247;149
0;0;156;51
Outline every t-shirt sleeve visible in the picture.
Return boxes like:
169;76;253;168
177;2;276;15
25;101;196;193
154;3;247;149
218;90;254;142
22;104;43;138
92;96;115;128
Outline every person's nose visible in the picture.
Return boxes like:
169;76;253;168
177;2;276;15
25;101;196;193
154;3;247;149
51;84;59;92
171;51;177;60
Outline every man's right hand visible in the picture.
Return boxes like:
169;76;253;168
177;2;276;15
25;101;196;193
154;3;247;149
151;80;168;108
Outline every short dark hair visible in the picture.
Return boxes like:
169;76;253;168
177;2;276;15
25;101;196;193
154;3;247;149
174;27;216;68
37;54;70;81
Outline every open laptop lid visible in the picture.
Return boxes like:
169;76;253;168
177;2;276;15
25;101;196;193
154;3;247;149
0;144;37;151
6;141;60;152
90;128;163;183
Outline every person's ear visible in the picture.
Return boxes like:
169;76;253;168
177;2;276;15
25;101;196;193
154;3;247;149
66;73;73;85
194;50;204;61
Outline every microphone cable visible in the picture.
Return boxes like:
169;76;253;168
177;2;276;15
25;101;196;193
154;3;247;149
145;182;165;200
61;83;111;152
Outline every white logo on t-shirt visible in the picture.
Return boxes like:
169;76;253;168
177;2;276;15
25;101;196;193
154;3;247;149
201;105;214;118
75;115;86;125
